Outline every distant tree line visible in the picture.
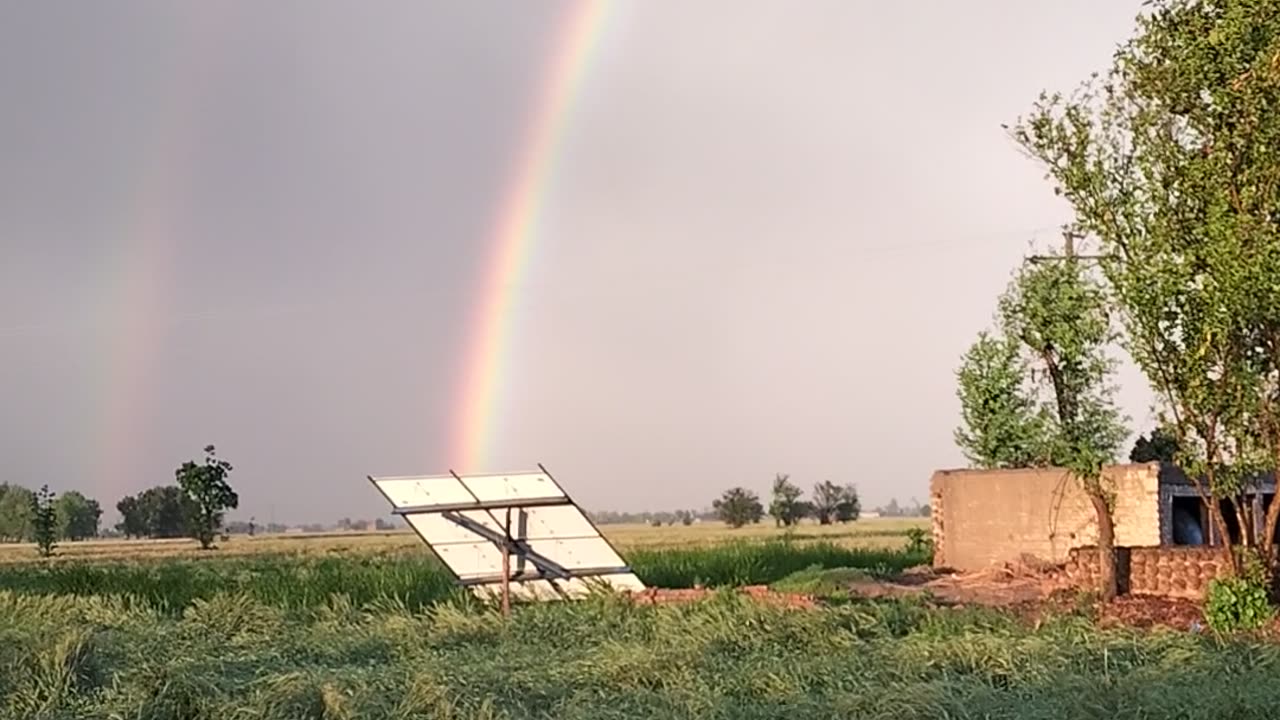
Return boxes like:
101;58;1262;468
0;483;102;543
873;498;930;518
588;509;716;526
712;474;862;529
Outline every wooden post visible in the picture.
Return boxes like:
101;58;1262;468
501;507;512;617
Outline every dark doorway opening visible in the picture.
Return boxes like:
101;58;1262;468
1171;495;1204;545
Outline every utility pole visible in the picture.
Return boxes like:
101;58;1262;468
1027;230;1111;264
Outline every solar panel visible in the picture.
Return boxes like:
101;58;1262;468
368;464;645;607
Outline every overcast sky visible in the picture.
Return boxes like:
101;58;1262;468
0;1;1156;524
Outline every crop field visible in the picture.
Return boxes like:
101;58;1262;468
0;517;930;565
0;518;1275;719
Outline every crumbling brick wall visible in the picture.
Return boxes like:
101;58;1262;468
930;464;1163;571
1066;546;1225;599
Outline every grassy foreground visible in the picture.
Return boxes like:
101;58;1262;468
2;521;1272;718
3;590;1279;719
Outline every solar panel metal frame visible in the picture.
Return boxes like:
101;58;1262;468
367;463;643;603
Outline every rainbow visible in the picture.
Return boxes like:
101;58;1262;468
450;0;612;471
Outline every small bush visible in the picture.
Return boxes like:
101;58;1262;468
1204;554;1274;633
905;527;933;559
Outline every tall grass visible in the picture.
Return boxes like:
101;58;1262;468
628;541;928;588
0;589;1274;719
0;543;927;612
0;555;462;613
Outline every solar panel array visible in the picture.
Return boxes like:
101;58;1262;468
368;467;645;601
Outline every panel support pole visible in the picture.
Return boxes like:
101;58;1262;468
501;507;512;617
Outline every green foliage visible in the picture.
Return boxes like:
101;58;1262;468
954;331;1047;468
1011;0;1280;552
0;543;924;613
626;541;925;589
113;495;145;538
30;485;58;558
904;527;933;559
1205;553;1274;633
957;241;1127;599
1130;426;1181;463
116;486;195;539
769;565;871;596
0;484;35;542
834;484;860;523
767;474;805;528
53;491;101;541
175;445;239;549
712;487;764;528
999;258;1129;485
811;481;859;525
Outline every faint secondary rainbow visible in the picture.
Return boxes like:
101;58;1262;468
451;0;612;471
95;6;229;499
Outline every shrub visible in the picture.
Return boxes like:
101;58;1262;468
1204;553;1274;634
905;527;933;559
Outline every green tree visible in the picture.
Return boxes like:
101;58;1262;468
836;484;861;523
30;485;57;557
54;491;101;541
1005;258;1129;599
767;474;805;528
131;486;192;538
1011;0;1280;571
0;484;35;542
115;494;147;538
954;331;1048;468
1130;426;1181;464
713;487;764;529
175;445;239;549
811;481;842;525
956;257;1128;599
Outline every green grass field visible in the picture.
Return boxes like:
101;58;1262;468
0;518;1273;718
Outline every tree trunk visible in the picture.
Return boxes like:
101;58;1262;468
1088;492;1117;601
1207;498;1239;574
1264;488;1280;567
1235;496;1254;548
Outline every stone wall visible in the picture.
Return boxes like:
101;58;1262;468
930;464;1163;571
1066;546;1225;599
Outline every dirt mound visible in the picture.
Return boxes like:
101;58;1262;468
844;558;1068;608
627;585;817;609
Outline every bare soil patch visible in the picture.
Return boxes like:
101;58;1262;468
628;585;818;609
842;558;1209;632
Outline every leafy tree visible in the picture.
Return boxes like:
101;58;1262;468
30;485;57;557
126;486;192;538
175;445;239;550
954;331;1048;468
713;487;764;528
767;474;806;528
811;481;842;525
956;256;1128;598
835;484;861;523
1130;426;1181;464
54;491;101;540
115;495;147;538
1011;0;1280;571
1004;258;1129;599
0;483;35;542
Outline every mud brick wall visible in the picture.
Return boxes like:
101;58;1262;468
1066;546;1225;599
930;464;1163;571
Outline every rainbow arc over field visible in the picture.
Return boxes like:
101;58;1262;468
450;0;612;472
